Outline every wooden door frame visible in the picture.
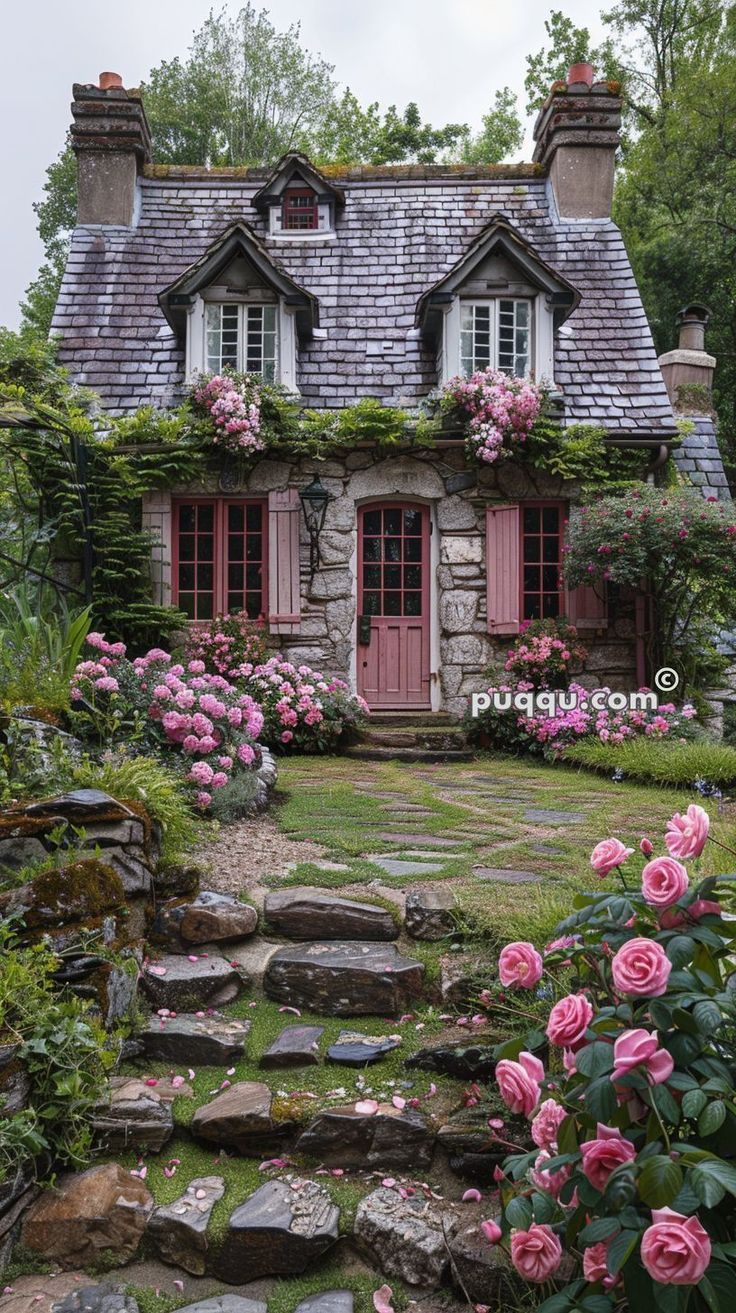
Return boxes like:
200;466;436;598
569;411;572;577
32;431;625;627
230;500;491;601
356;499;431;710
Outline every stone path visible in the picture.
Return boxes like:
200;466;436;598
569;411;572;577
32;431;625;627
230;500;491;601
9;756;689;1312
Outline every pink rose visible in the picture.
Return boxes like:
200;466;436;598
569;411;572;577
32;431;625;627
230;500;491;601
640;837;653;856
611;1028;673;1087
641;856;688;908
688;899;721;919
611;938;672;997
496;1051;545;1118
665;805;710;860
510;1224;562;1283
499;942;543;989
590;838;634;878
531;1098;567;1151
641;1208;711;1285
531;1151;571;1198
583;1240;611;1284
546;993;594;1049
480;1219;502;1244
580;1125;636;1191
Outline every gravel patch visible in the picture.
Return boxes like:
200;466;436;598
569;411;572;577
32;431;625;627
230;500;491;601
195;814;327;898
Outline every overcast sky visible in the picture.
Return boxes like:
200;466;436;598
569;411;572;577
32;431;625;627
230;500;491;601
0;0;608;329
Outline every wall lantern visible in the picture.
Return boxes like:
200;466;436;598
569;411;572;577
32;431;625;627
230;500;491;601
299;473;331;577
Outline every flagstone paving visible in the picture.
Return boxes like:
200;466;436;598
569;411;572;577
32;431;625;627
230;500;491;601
19;753;718;1313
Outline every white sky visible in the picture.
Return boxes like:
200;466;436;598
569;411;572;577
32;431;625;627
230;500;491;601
0;0;608;328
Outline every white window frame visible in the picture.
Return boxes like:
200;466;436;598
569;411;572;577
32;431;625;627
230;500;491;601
268;199;334;240
440;294;555;387
186;293;299;393
204;302;278;380
460;298;532;378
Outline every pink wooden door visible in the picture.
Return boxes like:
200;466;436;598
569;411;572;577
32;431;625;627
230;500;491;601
358;503;431;710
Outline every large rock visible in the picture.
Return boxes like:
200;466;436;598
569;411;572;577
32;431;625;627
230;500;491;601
25;790;136;822
141;955;245;1011
91;1079;174;1152
148;1176;225;1275
138;1013;250;1066
151;894;258;951
437;1106;517;1182
50;1285;139;1313
296;1105;433;1170
192;1082;287;1155
21;1164;152;1269
176;1299;265;1313
212;1179;339;1281
0;861;125;930
354;1186;454;1287
326;1031;401;1067
264;942;424;1017
448;1221;509;1302
406;1043;496;1081
405;888;456;941
260;1025;324;1069
294;1297;353;1313
264;889;397;941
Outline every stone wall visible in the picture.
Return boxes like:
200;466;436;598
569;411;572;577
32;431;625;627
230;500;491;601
164;448;638;715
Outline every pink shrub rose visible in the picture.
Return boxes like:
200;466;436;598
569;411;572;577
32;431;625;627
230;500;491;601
641;856;689;908
498;941;543;989
665;804;710;860
530;1150;571;1198
580;1125;637;1191
510;1224;562;1283
640;1209;711;1285
590;838;634;877
531;1098;567;1151
583;1241;612;1284
546;993;593;1049
611;1028;674;1086
480;1219;502;1244
495;1051;544;1117
611;937;672;997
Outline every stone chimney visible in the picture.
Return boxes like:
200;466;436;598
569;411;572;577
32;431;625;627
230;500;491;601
532;63;622;219
70;73;152;226
658;304;716;407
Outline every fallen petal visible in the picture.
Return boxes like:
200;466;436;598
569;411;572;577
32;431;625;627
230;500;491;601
279;1005;301;1016
355;1099;380;1115
462;1188;482;1202
373;1285;395;1313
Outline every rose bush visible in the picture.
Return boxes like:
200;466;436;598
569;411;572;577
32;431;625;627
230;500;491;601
503;619;588;690
435;367;544;464
232;655;369;753
184;611;269;676
70;633;263;810
479;802;736;1312
191;373;265;453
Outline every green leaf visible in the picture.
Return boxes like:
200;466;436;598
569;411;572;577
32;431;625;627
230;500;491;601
506;1196;533;1229
682;1088;709;1119
532;1190;557;1224
579;1298;616;1313
693;999;724;1034
698;1277;721;1313
649;1000;673;1029
706;1261;736;1307
557;1114;579;1155
536;1296;572;1313
585;1074;618;1121
689;1158;736;1207
650;1082;682;1126
579;1217;621;1245
699;1100;726;1136
667;935;697;967
638;1155;683;1208
606;1228;639;1276
576;1042;615;1078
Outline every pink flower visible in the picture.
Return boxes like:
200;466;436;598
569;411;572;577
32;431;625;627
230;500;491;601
546;993;593;1049
583;1240;612;1284
640;837;653;856
641;856;689;908
611;937;672;997
531;1150;571;1198
510;1224;562;1283
580;1125;637;1191
498;942;543;989
665;805;710;860
480;1219;502;1244
688;899;721;919
496;1051;544;1117
641;1208;711;1285
612;1028;674;1086
531;1098;566;1151
590;838;634;877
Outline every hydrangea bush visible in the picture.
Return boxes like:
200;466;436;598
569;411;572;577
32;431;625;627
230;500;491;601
504;619;588;690
437;368;543;463
482;804;736;1311
233;656;369;752
190;373;265;453
184;612;269;676
70;633;263;809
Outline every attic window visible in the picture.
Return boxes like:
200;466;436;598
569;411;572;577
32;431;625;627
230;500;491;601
282;188;319;231
205;303;278;380
461;299;532;378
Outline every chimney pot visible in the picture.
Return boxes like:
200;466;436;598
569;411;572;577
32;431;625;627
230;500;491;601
70;78;151;225
567;61;595;87
677;303;710;352
658;302;716;409
532;73;621;219
99;71;124;90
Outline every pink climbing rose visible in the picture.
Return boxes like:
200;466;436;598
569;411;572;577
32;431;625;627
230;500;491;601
510;1224;562;1283
498;941;544;989
590;837;634;877
580;1125;637;1191
495;1051;544;1117
641;1209;711;1285
665;804;710;860
611;937;672;997
641;856;689;908
611;1029;674;1087
531;1098;567;1151
546;993;593;1050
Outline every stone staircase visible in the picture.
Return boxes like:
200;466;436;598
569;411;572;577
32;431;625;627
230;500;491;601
346;712;474;763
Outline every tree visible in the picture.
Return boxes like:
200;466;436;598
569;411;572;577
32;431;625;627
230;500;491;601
461;89;524;164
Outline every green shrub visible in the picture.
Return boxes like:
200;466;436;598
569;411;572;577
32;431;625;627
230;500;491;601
564;736;736;788
207;768;261;823
72;751;201;863
0;587;92;715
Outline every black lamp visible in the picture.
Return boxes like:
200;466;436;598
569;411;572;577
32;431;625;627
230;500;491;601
299;473;331;576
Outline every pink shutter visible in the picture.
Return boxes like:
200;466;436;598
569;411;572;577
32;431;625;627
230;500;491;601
566;581;608;630
486;504;521;635
268;488;302;634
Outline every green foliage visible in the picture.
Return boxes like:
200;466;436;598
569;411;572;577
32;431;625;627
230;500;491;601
525;10;612;112
20;146;77;339
206;768;261;823
525;420;648;490
564;737;736;788
71;751;201;864
0;586;91;714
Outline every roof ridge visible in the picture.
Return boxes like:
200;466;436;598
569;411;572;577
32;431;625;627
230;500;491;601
142;162;546;183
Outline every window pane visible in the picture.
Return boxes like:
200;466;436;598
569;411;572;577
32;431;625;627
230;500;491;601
228;534;244;562
523;535;540;561
543;566;558;590
198;535;214;561
246;534;262;560
524;596;541;620
245;593;262;620
205;304;239;373
404;592;422;616
384;537;401;562
179;505;196;532
198;594;214;620
524;566;541;591
542;537;559;563
179;534;195;561
543;594;560;618
404;564;422;588
383;593;401;615
197;564;213;590
461;303;492;375
384;509;401;535
523;507;540;533
363;564;381;588
179;564;195;590
384;564;401;590
363;510;381;535
542;506;559;534
228;564;244;590
246;564;262;592
498;299;531;378
404;509;422;534
228;505;244;532
404;538;421;561
363;591;380;615
363;537;380;561
246;505;262;532
198;505;214;532
179;593;195;619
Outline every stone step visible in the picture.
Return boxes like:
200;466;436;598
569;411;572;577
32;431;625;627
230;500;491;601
191;1081;291;1156
344;745;474;763
360;727;468;749
263;888;398;941
264;940;425;1016
296;1104;433;1169
140;955;246;1011
367;712;458;727
138;1013;251;1066
211;1179;339;1282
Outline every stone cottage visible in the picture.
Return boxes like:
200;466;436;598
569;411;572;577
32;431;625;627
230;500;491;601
52;67;730;715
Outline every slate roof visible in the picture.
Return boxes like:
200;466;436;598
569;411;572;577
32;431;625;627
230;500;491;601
51;162;677;435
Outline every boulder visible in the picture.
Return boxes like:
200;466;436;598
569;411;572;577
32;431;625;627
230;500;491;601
406;1043;496;1081
264;942;424;1017
148;1175;225;1275
192;1082;287;1155
296;1105;433;1170
0;1042;31;1115
140;955;245;1011
354;1186;454;1286
21;1163;152;1269
264;889;397;941
138;1013;250;1066
176;1299;266;1313
0;1159;39;1247
0;861;125;930
440;955;488;1008
294;1297;353;1313
212;1179;339;1282
405;888;456;941
91;1079;174;1152
260;1025;324;1069
448;1222;509;1301
51;1285;139;1313
326;1031;402;1067
25;790;136;822
0;835;47;872
151;894;258;951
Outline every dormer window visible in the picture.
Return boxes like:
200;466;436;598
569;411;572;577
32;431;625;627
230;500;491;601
460;299;532;377
205;303;278;380
282;187;319;232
